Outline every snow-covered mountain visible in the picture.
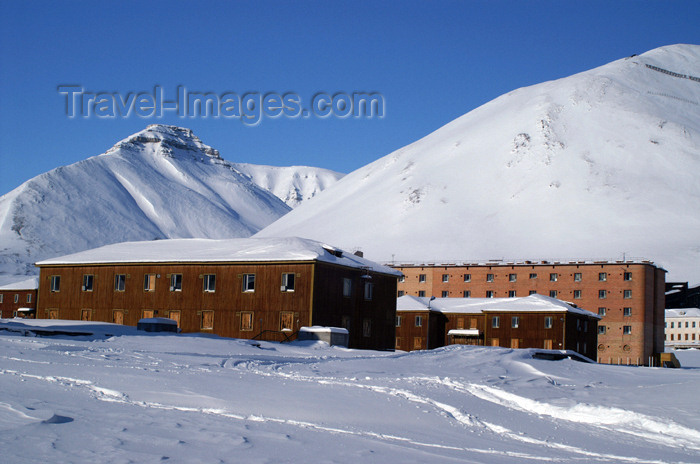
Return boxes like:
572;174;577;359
0;125;295;280
233;163;343;208
257;44;700;283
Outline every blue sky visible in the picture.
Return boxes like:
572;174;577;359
1;0;699;193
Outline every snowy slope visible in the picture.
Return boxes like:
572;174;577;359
257;44;700;282
0;125;291;280
233;163;343;208
0;319;699;463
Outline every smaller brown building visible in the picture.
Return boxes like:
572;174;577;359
35;237;401;350
0;277;38;318
395;294;600;360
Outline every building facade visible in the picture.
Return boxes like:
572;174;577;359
0;278;38;318
395;294;600;360
665;308;700;349
36;237;400;351
392;260;665;365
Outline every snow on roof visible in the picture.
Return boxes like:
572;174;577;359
397;294;599;318
35;237;402;276
0;277;39;290
299;326;349;334
666;308;700;318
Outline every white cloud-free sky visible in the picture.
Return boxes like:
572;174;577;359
1;0;699;192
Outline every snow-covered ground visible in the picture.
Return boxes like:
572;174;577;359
1;319;699;463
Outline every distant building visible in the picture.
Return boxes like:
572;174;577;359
395;294;600;360
35;237;401;350
665;308;700;349
392;260;665;366
666;282;700;309
0;277;38;318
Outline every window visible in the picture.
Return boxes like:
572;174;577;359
549;290;557;298
574;273;582;282
510;338;520;349
341;315;351;331
442;274;449;283
486;290;494;298
0;294;3;303
624;272;632;281
671;321;675;328
623;307;632;317
508;290;516;298
397;290;405;297
50;275;61;292
486;274;494;282
413;337;422;350
598;290;607;299
364;282;374;300
456;317;464;329
599;272;607;281
280;311;294;331
598;307;606;316
573;290;582;299
144;274;156;292
543;339;553;349
693;321;697;328
509;274;517;282
511;316;519;328
550;273;558;282
281;273;295;292
395;337;401;349
685;321;689;328
26;294;32;303
241;311;254;332
441;291;449;297
81;309;92;321
201;310;214;330
623;290;632;299
398;275;405;283
82;274;94;292
241;274;254;293
623;325;632;335
395;316;402;327
415;315;423;327
529;290;537;295
463;290;471;297
529;273;537;279
598;325;606;334
114;274;126;292
544;316;553;329
204;274;217;293
363;318;371;337
492;316;500;328
418;290;426;297
463;274;471;282
14;294;18;303
343;278;352;297
170;274;182;291
418;274;426;283
491;338;500;347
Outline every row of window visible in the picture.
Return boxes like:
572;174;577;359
414;272;634;283
401;289;632;299
666;333;699;341
0;293;32;304
492;316;555;329
666;321;699;329
50;273;296;294
598;325;633;335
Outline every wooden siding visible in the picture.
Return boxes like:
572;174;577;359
0;289;37;318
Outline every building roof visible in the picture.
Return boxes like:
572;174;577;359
666;308;700;318
397;294;600;318
0;277;39;290
35;237;403;277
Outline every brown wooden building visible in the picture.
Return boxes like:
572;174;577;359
35;237;401;350
395;294;600;360
392;260;665;365
0;277;38;318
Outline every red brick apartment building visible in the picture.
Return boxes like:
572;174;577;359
35;237;401;351
391;260;665;365
0;278;38;318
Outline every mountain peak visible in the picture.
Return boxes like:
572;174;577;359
110;124;221;159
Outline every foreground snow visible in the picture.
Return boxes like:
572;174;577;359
0;320;699;463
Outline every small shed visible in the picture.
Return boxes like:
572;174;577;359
137;317;178;333
297;326;349;347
